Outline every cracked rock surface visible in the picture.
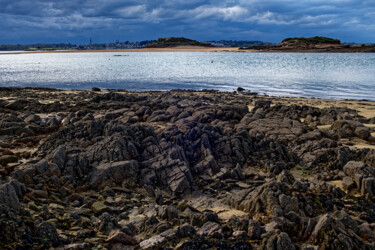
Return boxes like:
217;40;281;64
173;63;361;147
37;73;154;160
0;87;375;249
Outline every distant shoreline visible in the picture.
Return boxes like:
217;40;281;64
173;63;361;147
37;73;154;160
0;46;244;54
2;45;375;54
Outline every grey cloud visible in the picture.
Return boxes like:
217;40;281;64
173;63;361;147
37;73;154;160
0;0;374;43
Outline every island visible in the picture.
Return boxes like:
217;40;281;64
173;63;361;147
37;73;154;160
145;37;212;48
241;36;375;52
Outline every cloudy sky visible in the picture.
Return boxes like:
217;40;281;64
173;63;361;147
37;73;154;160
1;0;374;44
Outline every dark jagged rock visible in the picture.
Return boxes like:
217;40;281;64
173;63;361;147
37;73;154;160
35;222;60;247
1;88;375;249
90;160;139;188
343;161;375;197
0;179;25;211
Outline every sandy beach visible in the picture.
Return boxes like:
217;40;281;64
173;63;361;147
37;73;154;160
1;46;247;55
3;44;374;55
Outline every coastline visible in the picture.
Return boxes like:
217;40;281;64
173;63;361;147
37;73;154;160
2;44;375;54
1;87;375;248
0;46;246;55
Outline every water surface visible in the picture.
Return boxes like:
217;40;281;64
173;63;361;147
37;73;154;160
0;52;374;100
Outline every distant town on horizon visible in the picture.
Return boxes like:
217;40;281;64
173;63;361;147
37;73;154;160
1;36;375;52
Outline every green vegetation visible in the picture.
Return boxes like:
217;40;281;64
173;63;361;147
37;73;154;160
146;37;211;48
209;40;270;47
295;166;310;178
0;43;76;51
282;36;341;44
24;48;38;51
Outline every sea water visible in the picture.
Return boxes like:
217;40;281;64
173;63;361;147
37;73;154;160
0;52;374;100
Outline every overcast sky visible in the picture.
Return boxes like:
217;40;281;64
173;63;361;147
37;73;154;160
1;0;374;44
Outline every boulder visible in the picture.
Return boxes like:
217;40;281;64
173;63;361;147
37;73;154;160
343;161;375;196
90;160;139;188
248;219;264;240
177;223;195;237
92;201;109;215
342;176;355;191
224;182;285;217
5;100;29;110
0;180;25;211
197;221;222;237
354;127;371;140
35;222;60;247
0;155;18;165
106;230;137;245
139;235;166;249
261;232;295;250
24;114;41;124
309;214;364;249
52;146;66;170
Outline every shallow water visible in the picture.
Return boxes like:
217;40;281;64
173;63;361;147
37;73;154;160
0;52;374;100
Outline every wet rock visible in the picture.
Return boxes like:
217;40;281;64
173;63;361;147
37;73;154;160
197;222;222;237
156;221;172;234
2;89;375;248
52;146;66;170
299;130;322;142
332;210;358;233
98;212;117;233
24;114;41;124
357;223;374;241
56;243;91;249
224;181;285;217
0;155;18;165
342;176;355;191
177;223;195;237
160;229;177;240
90;160;139;188
237;87;245;92
231;230;245;239
106;230;137;245
265;221;280;232
254;100;272;109
157;205;179;221
5;100;30;110
141;142;193;196
300;245;319;250
309;214;364;249
247;117;305;142
354;127;371;140
91;201;109;215
343;161;375;197
261;232;295;250
0;179;25;211
139;235;166;249
35;221;60;247
248;219;264;240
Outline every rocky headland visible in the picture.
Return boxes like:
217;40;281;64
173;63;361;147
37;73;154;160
0;87;375;249
145;38;212;48
241;36;375;53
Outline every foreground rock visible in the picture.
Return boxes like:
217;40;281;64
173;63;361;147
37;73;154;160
0;87;375;249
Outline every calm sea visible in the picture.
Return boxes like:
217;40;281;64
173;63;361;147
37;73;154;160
1;52;374;100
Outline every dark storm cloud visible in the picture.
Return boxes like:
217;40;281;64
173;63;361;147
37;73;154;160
0;0;374;44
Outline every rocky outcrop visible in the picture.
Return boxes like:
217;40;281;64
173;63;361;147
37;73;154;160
90;160;139;188
1;88;375;249
343;161;375;197
0;179;25;211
